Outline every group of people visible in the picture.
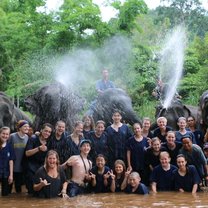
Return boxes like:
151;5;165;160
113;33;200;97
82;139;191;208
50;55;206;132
1;111;208;198
1;69;208;198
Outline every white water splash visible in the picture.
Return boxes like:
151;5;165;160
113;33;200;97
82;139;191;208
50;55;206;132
159;26;186;108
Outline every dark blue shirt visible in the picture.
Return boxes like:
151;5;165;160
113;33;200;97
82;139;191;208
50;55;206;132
125;183;149;195
153;126;172;143
106;124;132;168
150;164;177;191
126;136;149;171
173;165;201;192
0;143;15;178
25;135;48;173
96;79;115;92
91;166;111;193
85;131;109;165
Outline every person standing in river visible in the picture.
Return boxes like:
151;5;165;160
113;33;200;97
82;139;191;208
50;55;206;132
106;110;132;168
9;120;29;193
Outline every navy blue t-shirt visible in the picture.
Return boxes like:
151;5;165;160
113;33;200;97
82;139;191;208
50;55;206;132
125;183;149;195
126;136;149;171
91;166;111;193
173;165;201;192
150;164;177;191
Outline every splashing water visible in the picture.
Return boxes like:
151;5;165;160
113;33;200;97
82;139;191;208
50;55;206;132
159;26;186;108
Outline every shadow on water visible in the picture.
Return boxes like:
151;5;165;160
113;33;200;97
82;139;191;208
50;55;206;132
1;192;208;208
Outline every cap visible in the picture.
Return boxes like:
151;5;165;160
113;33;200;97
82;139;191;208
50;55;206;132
16;120;29;129
203;143;208;150
79;139;91;148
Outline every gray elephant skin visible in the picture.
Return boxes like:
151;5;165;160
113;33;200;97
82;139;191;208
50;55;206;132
24;82;84;131
198;90;208;130
87;88;141;125
0;92;31;132
155;101;198;130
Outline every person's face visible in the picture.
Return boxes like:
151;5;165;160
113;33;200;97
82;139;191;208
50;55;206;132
187;117;195;127
80;143;91;154
95;123;105;135
75;124;83;135
178;120;186;129
177;156;187;169
182;138;192;151
47;154;58;168
84;117;91;127
142;120;151;131
102;70;109;79
133;124;142;135
166;132;175;145
56;122;65;136
0;129;10;142
152;140;161;152
96;157;106;169
41;126;52;139
157;119;167;129
115;164;124;174
129;176;140;188
160;154;170;167
112;112;122;123
19;124;29;134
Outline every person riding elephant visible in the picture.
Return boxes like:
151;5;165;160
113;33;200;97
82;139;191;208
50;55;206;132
87;88;141;126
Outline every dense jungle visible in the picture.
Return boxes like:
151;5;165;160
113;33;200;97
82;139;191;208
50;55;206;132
0;0;208;120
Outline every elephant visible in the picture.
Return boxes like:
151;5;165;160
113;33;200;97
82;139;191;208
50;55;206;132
24;82;84;131
155;100;198;130
198;90;208;130
86;88;141;126
0;92;31;132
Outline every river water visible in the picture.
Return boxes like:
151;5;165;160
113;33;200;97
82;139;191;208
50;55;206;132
1;191;208;208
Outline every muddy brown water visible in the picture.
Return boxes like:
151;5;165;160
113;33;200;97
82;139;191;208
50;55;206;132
1;191;208;208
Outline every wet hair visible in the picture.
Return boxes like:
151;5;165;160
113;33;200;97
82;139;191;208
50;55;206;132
156;117;167;125
187;115;196;121
41;123;53;131
0;126;10;149
96;120;106;127
177;117;186;123
82;115;95;130
159;151;170;159
40;123;53;137
151;137;161;144
96;154;106;161
133;122;142;129
142;117;151;124
74;121;84;128
44;150;60;173
55;120;66;127
112;109;122;116
176;154;189;172
166;131;176;137
113;159;126;181
129;171;141;179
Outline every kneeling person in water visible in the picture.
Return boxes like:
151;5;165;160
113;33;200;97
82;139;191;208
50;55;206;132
125;172;149;195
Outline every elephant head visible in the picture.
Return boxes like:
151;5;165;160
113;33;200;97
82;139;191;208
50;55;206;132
24;82;84;131
0;92;31;132
199;90;208;127
155;101;193;130
88;88;141;126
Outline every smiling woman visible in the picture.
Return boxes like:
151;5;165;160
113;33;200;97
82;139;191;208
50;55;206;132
33;150;68;198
